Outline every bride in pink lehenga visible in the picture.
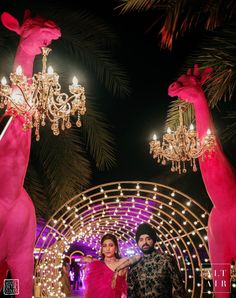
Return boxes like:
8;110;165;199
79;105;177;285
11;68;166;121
84;234;137;298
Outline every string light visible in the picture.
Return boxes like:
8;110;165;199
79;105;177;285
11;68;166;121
35;181;211;296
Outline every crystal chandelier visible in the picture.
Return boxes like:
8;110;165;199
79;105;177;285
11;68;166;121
149;105;215;173
0;47;86;141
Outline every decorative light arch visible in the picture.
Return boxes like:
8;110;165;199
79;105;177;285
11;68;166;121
34;181;213;297
70;250;84;258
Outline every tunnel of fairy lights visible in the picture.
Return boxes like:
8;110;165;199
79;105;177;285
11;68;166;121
34;181;213;297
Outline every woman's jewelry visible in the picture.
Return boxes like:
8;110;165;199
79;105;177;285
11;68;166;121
104;257;117;263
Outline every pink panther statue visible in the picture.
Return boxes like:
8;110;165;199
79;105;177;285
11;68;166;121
168;64;236;297
0;10;61;298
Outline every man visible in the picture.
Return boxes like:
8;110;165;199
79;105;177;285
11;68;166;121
127;222;185;298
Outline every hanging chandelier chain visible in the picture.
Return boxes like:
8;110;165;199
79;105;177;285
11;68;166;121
178;104;184;127
41;47;52;73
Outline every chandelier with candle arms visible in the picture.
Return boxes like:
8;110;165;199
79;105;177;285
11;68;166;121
149;105;215;174
0;47;86;141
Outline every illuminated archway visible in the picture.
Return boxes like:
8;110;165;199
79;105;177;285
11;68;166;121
34;181;212;297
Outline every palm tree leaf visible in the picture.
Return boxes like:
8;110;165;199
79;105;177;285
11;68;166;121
221;112;236;142
82;99;117;170
166;99;195;129
188;22;236;108
24;3;131;98
30;124;92;212
52;38;131;98
117;0;236;49
117;0;236;133
166;20;236;130
117;0;159;13
0;33;17;76
24;161;51;220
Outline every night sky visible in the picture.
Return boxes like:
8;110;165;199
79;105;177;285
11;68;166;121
0;0;235;212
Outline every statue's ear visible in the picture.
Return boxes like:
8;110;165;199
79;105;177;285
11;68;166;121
23;9;31;22
1;12;21;35
201;67;213;84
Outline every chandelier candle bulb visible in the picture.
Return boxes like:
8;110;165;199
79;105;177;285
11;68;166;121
47;66;54;74
0;77;11;102
1;77;7;85
72;76;78;86
16;65;23;75
10;65;27;85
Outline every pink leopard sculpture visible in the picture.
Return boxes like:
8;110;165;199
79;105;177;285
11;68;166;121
0;11;61;298
168;65;236;297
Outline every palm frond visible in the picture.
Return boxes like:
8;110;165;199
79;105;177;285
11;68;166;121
82;100;117;170
6;96;116;215
116;0;158;13
221;112;236;142
116;0;236;49
185;21;236;108
166;19;236;129
166;99;195;129
25;3;131;98
57;38;131;98
24;161;51;220
28;124;92;213
0;33;17;76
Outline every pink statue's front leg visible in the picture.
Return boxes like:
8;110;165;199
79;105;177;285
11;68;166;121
0;261;8;292
208;209;232;298
0;116;31;200
208;247;231;298
0;116;34;296
3;189;36;298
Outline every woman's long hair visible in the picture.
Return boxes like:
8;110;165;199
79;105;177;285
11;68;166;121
100;233;121;260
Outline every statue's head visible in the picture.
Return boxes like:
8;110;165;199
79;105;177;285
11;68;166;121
1;10;61;55
168;65;213;102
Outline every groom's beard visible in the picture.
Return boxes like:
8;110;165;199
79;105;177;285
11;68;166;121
140;243;155;254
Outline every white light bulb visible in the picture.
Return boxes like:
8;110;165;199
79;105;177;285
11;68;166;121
47;66;54;74
152;134;157;141
16;65;23;75
72;76;78;86
207;129;211;135
1;77;7;85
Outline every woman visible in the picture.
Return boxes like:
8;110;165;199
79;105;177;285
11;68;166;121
60;260;71;297
84;234;139;298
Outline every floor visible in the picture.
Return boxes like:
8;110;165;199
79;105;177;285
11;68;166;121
68;288;85;298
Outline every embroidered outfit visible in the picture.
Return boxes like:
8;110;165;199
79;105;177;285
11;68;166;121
127;251;185;298
85;260;127;298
